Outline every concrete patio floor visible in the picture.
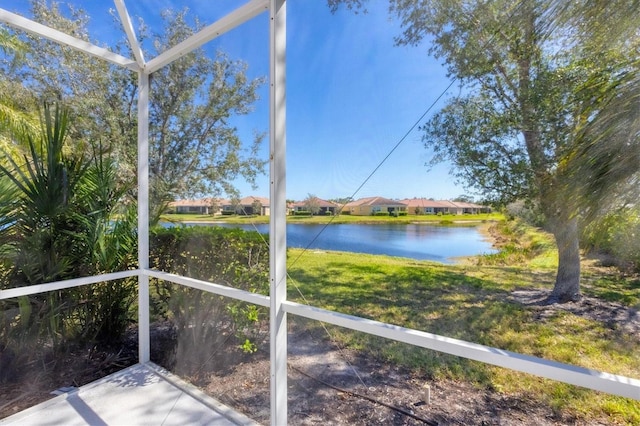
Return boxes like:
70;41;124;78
0;363;258;426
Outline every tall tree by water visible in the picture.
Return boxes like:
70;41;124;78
329;0;640;302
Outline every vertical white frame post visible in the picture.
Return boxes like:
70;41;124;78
138;70;150;363
269;0;287;424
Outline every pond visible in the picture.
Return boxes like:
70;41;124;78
171;222;497;264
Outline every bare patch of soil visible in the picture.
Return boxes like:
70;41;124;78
193;323;602;425
510;289;640;335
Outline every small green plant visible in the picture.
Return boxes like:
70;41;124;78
240;338;258;354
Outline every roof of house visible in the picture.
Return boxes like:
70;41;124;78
290;198;338;208
400;198;488;209
169;197;227;207
238;196;270;206
400;198;450;208
450;201;487;209
344;196;407;208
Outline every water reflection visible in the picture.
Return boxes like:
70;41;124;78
168;222;496;264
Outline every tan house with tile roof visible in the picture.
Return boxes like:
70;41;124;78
289;198;339;215
450;201;490;214
343;196;407;216
169;198;227;215
400;198;491;215
222;196;270;216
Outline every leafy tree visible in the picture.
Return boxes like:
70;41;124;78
3;1;267;219
330;0;639;303
329;197;353;211
304;193;321;215
147;10;266;218
453;195;474;203
209;198;220;216
558;2;640;217
251;198;263;216
230;196;241;215
0;28;38;155
4;0;139;193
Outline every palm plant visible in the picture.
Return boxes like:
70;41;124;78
72;147;138;342
0;102;138;354
0;103;87;283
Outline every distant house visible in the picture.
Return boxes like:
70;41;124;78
450;201;492;214
169;198;227;215
343;196;407;216
222;196;270;216
400;198;491;215
401;198;449;215
289;198;339;215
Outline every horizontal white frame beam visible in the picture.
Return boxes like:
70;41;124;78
0;270;140;300
145;0;269;74
0;8;139;71
144;269;270;308
283;300;640;401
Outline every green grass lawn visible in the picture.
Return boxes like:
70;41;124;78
285;221;640;424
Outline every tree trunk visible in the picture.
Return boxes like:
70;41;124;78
549;215;581;303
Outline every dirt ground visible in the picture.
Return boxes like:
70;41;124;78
190;308;632;426
2;289;637;425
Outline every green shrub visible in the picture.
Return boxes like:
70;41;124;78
149;226;269;374
373;211;389;216
582;209;640;272
293;210;311;216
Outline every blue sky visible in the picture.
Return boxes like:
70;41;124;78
5;1;469;201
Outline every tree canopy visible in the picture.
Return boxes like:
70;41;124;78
148;10;266;217
1;0;267;219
